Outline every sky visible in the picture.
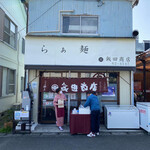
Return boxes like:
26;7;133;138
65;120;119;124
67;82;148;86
133;0;150;42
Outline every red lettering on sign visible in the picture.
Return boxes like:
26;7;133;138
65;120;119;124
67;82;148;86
140;109;146;114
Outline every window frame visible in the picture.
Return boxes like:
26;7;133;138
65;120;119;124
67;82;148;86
21;76;25;92
22;38;25;54
62;15;99;35
0;66;3;97
6;68;16;95
3;15;17;49
0;8;5;41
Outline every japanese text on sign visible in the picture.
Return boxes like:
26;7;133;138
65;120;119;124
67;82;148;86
40;78;108;93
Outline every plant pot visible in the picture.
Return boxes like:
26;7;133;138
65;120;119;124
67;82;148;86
4;121;13;128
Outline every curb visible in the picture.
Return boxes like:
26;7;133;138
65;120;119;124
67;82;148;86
0;130;148;137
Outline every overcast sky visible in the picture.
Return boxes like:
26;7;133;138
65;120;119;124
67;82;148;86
133;0;150;42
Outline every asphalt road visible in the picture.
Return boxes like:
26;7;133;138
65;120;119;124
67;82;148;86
0;134;150;150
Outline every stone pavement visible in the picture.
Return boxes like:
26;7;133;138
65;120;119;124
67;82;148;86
0;124;147;137
31;124;146;135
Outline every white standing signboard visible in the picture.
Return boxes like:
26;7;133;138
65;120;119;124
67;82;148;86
14;111;29;120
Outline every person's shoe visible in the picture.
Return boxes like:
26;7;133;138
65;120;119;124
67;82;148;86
58;126;63;131
96;132;100;136
87;132;96;137
87;132;93;137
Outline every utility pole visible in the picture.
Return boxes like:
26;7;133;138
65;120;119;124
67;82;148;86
140;59;146;102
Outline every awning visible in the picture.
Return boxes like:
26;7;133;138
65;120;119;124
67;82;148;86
136;49;150;71
136;49;150;102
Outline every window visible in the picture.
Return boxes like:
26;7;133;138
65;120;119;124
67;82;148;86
109;73;118;83
0;66;2;97
0;8;5;40
7;69;16;94
1;67;16;96
63;16;98;34
3;16;17;48
144;42;150;51
21;77;24;92
22;38;25;54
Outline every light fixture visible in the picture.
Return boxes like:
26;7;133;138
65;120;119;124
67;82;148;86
97;0;104;7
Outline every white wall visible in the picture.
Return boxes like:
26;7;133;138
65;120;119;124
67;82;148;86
28;0;133;37
0;0;26;112
119;71;131;105
25;37;136;67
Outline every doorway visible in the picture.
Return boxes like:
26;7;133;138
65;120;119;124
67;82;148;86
38;71;119;124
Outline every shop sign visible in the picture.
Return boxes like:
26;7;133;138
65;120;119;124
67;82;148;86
139;109;146;114
14;111;29;120
40;77;108;93
20;111;29;118
14;111;21;120
25;37;135;67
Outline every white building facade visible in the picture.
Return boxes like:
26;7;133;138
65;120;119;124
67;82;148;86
24;0;138;124
0;0;26;112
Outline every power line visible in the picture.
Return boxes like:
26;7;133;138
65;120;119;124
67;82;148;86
0;0;61;43
18;0;61;34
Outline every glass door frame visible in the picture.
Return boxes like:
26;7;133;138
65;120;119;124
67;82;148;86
38;71;120;124
64;93;71;123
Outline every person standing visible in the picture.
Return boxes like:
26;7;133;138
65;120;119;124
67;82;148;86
53;87;67;131
84;91;100;137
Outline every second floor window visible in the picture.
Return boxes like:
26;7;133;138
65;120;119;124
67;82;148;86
3;16;17;48
63;16;98;34
22;38;25;54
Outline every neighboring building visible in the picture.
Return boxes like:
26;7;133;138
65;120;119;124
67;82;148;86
134;33;150;102
136;39;150;54
135;49;150;102
23;0;139;124
135;39;150;102
0;0;26;112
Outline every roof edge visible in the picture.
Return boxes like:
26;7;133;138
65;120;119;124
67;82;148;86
25;65;136;72
132;0;139;7
26;34;136;39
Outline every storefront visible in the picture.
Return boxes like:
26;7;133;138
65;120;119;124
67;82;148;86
25;36;136;124
38;72;119;124
135;49;150;102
